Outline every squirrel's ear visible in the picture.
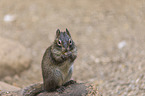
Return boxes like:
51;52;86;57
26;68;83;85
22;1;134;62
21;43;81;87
66;28;71;37
56;29;60;38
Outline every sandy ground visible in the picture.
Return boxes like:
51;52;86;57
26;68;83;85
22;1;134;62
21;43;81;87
0;0;145;96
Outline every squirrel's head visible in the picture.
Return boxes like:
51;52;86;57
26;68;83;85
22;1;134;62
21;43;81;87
53;28;75;53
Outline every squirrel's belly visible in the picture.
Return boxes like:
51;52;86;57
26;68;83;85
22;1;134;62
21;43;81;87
62;64;73;84
59;60;73;83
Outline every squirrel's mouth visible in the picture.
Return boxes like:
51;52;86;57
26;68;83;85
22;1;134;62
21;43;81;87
63;51;72;56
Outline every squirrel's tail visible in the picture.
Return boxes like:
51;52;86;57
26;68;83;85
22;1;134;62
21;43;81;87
22;82;43;96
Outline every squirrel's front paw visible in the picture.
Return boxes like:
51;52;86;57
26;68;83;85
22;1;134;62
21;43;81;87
61;55;67;60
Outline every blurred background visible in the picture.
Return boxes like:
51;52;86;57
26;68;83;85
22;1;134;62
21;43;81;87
0;0;145;96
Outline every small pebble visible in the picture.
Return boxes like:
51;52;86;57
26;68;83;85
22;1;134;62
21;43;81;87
3;14;16;22
118;41;126;49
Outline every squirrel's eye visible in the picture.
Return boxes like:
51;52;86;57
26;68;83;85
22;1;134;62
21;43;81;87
57;40;61;46
69;39;72;45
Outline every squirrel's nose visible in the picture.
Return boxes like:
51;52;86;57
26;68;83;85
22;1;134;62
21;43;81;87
63;43;68;51
62;47;68;52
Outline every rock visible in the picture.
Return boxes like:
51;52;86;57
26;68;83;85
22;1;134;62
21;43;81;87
37;83;101;96
2;76;12;83
0;37;32;78
0;81;20;91
0;82;102;96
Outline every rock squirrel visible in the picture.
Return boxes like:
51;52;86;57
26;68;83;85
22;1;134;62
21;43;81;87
23;28;77;96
